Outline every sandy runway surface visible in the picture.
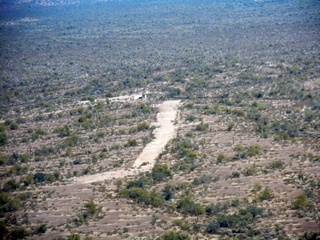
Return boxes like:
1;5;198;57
73;100;181;184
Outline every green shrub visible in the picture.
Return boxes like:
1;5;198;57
242;205;264;218
227;122;235;131
126;139;138;147
10;122;19;130
137;121;150;131
35;224;47;234
2;179;20;192
110;144;121;150
22;174;34;186
62;135;81;148
252;183;262;192
299;232;320;240
119;187;164;207
195;122;209;132
9;164;29;175
292;193;308;210
311;155;320;162
212;205;263;229
172;219;191;231
171;138;193;156
96;131;106;138
232;109;245;116
185;102;194;109
138;103;153;115
54;125;72;137
0;193;21;213
231;172;240;178
304;109;316;122
204;105;220;115
206;203;225;215
248;145;262;157
163;185;175;201
33;173;47;183
151;164;172;182
172;161;197;172
231;199;240;207
98;114;116;127
74;200;102;226
0;221;9;239
127;176;152;189
193;175;216;185
34;146;55;156
234;144;245;152
269;160;285;170
254;188;273;202
66;147;73;156
34;127;47;136
176;197;205;215
186;115;196;122
216;153;227;164
274;132;291;141
256;123;270;138
78;115;88;123
20;153;31;163
73;159;83;165
0;125;8;146
68;233;81;240
234;145;262;159
206;221;220;234
0;154;8;165
10;227;29;239
161;230;191;240
167;88;182;98
84;200;99;216
254;92;264;98
243;164;259;176
81;96;95;102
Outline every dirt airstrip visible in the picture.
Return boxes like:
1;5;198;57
74;100;181;184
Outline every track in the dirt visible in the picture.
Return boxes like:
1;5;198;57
73;100;181;184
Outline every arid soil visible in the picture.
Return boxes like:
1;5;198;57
74;100;181;184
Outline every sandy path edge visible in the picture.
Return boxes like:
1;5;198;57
73;100;181;184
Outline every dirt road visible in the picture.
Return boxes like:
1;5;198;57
74;100;181;184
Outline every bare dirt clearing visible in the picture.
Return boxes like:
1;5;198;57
74;100;181;184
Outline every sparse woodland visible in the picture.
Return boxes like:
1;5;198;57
0;0;319;239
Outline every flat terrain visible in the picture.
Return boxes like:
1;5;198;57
75;99;181;184
0;0;319;239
